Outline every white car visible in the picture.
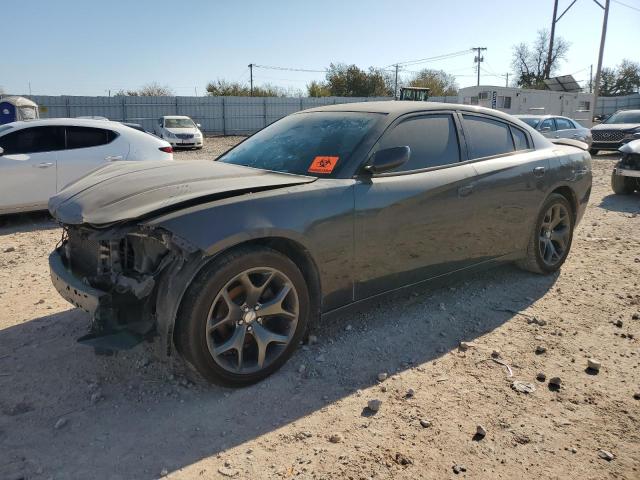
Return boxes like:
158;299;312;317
154;116;204;149
0;118;173;214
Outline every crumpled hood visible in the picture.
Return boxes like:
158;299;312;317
592;123;640;131
49;160;315;226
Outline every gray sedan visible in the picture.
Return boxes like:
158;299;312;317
516;115;592;147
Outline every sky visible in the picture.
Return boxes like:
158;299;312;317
2;0;639;97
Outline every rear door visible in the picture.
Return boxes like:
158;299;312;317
0;126;63;212
554;117;579;140
460;113;550;258
57;126;128;190
353;112;479;300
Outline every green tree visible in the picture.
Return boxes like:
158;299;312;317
115;82;174;96
323;63;393;97
307;80;331;97
205;79;286;97
599;59;640;96
512;29;569;89
408;69;458;96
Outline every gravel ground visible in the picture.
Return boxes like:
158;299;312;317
0;140;639;480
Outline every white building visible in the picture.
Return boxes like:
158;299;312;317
458;86;593;127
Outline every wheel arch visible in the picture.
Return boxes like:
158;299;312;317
549;185;578;221
157;235;323;357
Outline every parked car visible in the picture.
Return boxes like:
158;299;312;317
611;138;640;195
154;115;203;149
590;109;640;155
48;102;592;387
515;115;592;147
76;116;147;133
0;118;173;214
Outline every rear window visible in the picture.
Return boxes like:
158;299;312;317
219;112;382;177
66;126;117;149
462;115;514;159
510;126;530;150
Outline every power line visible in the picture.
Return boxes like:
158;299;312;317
388;49;472;68
612;0;640;12
253;64;327;73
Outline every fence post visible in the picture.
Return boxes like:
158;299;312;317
122;96;126;122
299;97;303;112
263;97;267;129
222;97;226;136
175;96;179;115
66;97;71;117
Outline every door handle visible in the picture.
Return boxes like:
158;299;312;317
33;162;54;168
105;155;123;161
533;166;546;177
458;184;474;197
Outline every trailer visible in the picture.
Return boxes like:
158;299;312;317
458;86;593;127
0;96;40;125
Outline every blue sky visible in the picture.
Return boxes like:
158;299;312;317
2;0;639;96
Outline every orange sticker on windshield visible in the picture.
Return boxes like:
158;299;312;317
308;156;339;174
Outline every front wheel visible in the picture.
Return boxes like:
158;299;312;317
517;194;574;274
589;148;599;156
175;246;310;387
611;172;635;195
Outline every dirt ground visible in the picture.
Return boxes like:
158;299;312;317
0;138;639;480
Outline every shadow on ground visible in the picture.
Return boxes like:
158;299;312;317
0;211;57;235
599;192;640;214
0;264;557;479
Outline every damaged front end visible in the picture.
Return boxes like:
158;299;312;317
616;139;640;179
49;224;189;350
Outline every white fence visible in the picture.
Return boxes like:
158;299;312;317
26;95;392;135
595;93;640;116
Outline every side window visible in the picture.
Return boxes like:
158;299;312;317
539;118;556;131
377;114;460;172
510;126;530;151
65;127;117;150
0;126;64;154
555;118;573;130
462;115;514;159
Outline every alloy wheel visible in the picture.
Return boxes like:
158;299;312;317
538;203;571;267
205;267;299;374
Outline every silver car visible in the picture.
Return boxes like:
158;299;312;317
515;115;592;147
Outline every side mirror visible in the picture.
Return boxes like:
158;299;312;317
196;123;202;129
0;147;3;156
363;146;410;175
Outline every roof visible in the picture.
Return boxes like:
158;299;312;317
0;96;38;108
161;115;192;119
3;118;133;130
303;101;526;123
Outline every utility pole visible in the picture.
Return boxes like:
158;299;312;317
589;64;593;93
473;47;487;86
592;0;610;120
248;63;254;97
545;0;578;79
28;81;32;96
394;64;399;100
505;72;509;87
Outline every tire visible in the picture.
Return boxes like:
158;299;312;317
589;148;599;156
175;245;310;387
611;172;635;195
517;193;574;275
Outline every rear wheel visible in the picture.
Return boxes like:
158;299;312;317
517;193;574;274
589;148;599;156
175;246;310;387
611;172;635;195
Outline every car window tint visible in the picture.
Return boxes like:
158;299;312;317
66;127;116;149
510;126;529;150
377;114;460;171
0;126;64;154
555;118;573;130
539;118;556;131
462;115;514;159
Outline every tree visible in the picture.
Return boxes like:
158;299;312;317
205;79;286;97
407;69;458;96
599;59;640;96
115;82;174;96
512;29;570;89
307;80;331;97
322;63;393;97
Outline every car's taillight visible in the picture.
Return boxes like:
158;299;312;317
159;146;173;153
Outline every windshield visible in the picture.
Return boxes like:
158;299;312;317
604;111;640;124
0;125;14;135
218;112;382;177
164;118;195;128
518;117;541;128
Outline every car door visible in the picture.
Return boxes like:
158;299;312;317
0;125;64;212
554;117;578;140
56;126;128;191
460;113;550;258
538;118;557;139
353;112;479;300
